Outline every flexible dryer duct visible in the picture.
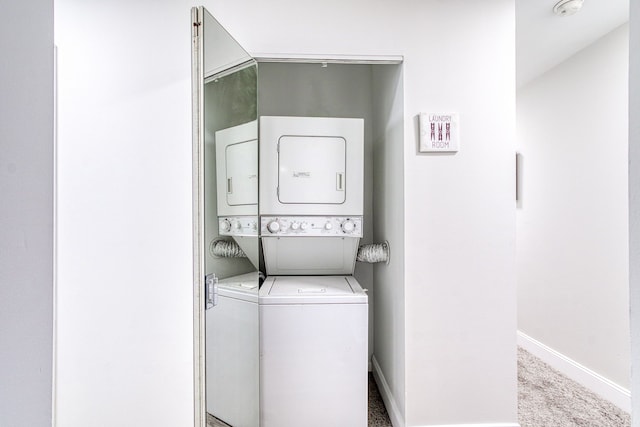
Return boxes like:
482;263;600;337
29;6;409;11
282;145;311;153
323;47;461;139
356;241;390;264
209;238;247;258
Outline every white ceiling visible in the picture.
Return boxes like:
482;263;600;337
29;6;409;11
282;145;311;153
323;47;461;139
517;0;629;88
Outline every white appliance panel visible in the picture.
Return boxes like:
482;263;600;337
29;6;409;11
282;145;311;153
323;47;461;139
260;275;367;304
260;116;363;216
215;121;258;217
206;277;259;427
278;136;345;204
260;216;362;237
261;236;359;276
259;276;368;427
218;271;259;302
218;216;258;237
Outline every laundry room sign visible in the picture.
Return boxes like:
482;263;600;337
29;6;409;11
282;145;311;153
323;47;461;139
419;112;460;153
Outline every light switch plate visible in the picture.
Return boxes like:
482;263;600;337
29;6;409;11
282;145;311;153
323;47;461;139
419;112;459;153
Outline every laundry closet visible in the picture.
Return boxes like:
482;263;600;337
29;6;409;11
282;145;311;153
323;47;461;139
193;7;403;427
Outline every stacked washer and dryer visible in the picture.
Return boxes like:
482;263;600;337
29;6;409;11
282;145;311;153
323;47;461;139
258;116;368;427
206;121;261;427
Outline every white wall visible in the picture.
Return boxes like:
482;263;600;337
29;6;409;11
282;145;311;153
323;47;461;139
401;4;517;425
55;1;516;426
629;0;640;424
54;2;195;426
517;24;630;392
0;1;54;426
372;64;406;425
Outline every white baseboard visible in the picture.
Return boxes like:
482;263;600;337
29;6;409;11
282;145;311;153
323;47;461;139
372;357;520;427
517;331;631;412
371;355;405;427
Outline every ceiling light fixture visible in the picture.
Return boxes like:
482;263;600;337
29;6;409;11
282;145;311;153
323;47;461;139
553;0;584;16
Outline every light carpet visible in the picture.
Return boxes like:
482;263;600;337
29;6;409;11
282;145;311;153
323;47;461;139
208;348;630;427
518;347;630;427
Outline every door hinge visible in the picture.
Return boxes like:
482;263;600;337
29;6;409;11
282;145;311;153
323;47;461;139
205;273;218;309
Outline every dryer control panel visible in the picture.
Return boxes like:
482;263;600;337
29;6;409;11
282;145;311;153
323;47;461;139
260;216;363;238
219;216;259;237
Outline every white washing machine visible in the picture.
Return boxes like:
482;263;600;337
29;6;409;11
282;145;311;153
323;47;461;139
206;272;259;427
259;275;368;427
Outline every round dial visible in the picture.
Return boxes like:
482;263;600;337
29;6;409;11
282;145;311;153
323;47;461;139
233;221;242;230
290;222;300;230
341;219;356;234
300;222;310;231
219;219;231;232
267;220;281;233
324;222;333;230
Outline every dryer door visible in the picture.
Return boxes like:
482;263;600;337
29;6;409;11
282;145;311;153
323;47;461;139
260;116;364;216
227;139;258;206
215;122;259;216
278;136;346;204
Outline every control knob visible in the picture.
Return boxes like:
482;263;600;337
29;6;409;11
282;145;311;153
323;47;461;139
291;222;300;230
324;222;333;230
300;222;310;231
341;219;356;234
219;219;231;232
267;220;281;233
233;221;242;230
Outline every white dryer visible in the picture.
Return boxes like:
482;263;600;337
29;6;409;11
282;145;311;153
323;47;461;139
259;116;364;275
259;116;363;216
215;121;259;238
259;275;368;427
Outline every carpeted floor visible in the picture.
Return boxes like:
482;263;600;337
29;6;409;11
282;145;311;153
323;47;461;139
518;347;630;427
370;350;632;427
208;349;630;427
368;373;393;426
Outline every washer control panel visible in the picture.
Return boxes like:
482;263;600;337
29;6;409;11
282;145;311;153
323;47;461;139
260;216;363;237
219;216;258;237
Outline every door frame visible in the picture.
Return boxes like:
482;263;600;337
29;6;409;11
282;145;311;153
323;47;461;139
191;7;207;427
191;19;402;421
